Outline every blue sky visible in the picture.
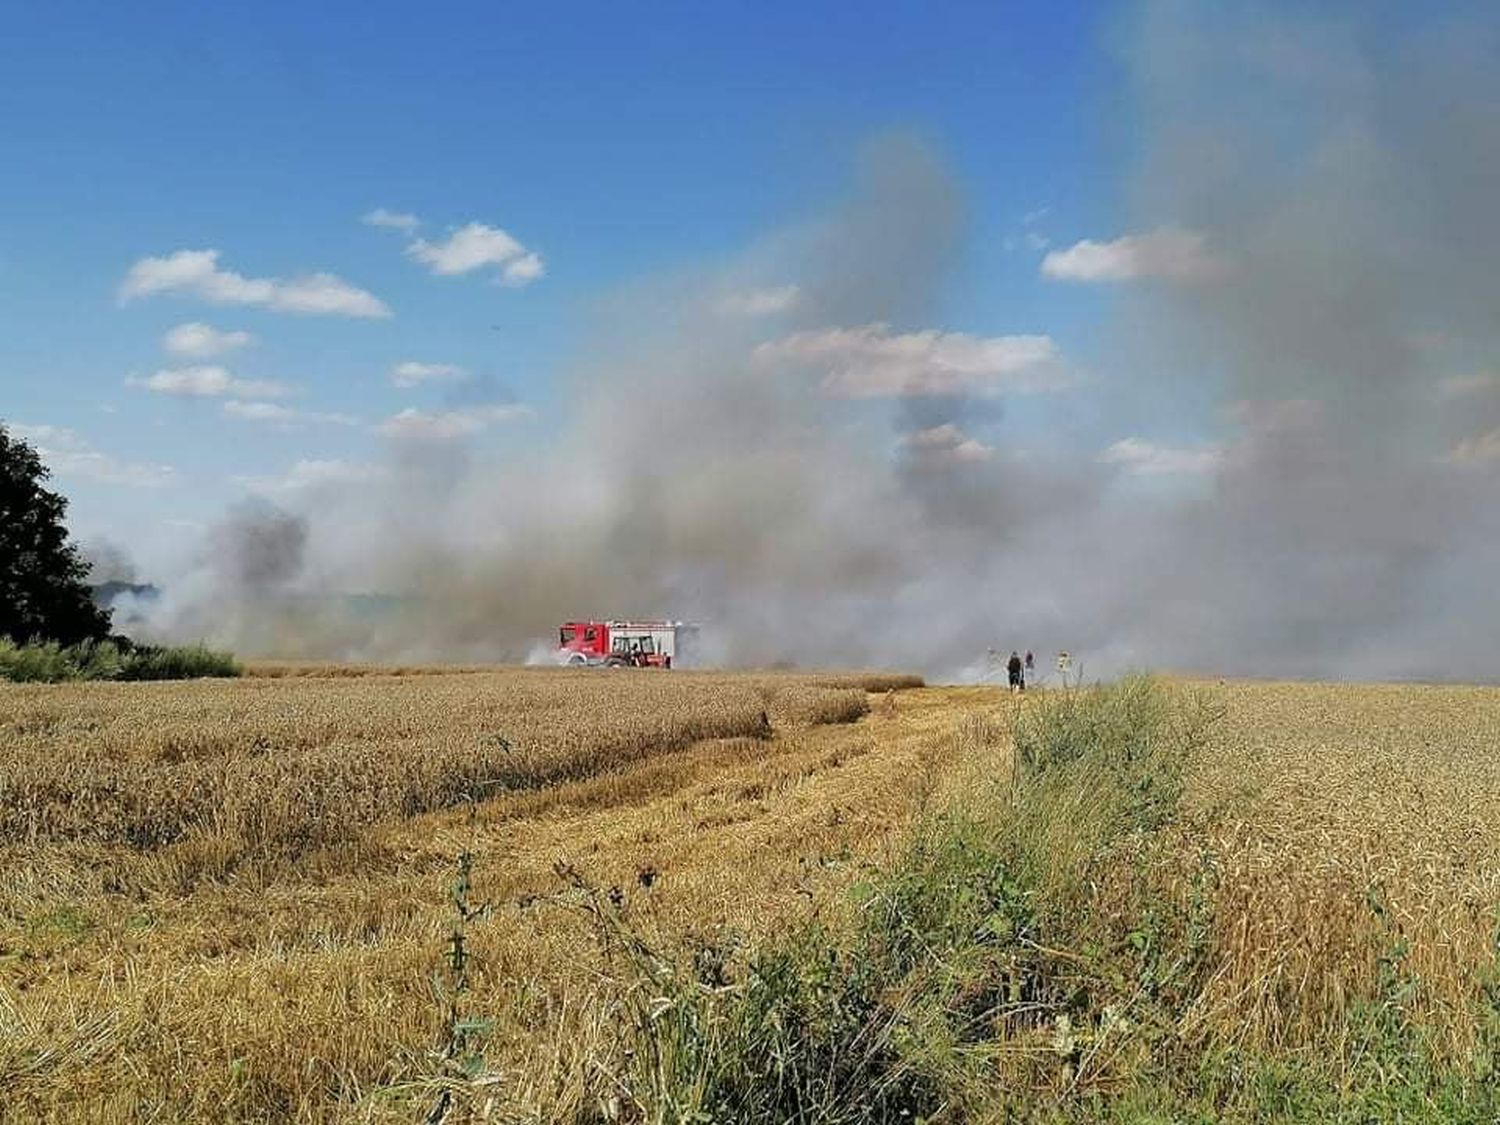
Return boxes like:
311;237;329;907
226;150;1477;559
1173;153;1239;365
9;2;1500;679
3;1;1160;576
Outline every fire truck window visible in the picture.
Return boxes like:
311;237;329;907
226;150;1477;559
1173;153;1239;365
639;638;654;653
585;628;597;642
560;627;576;644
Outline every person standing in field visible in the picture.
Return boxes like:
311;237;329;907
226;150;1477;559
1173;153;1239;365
1007;650;1023;693
1025;650;1035;678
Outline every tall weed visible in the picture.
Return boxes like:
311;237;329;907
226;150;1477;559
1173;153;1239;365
546;677;1202;1122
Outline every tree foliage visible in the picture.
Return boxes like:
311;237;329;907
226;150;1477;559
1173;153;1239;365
0;423;112;645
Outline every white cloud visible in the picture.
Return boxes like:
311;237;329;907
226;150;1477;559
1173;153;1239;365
1438;373;1500;399
1003;232;1050;253
901;423;994;466
391;361;466;388
222;401;358;426
1099;437;1224;475
126;366;291;399
1004;207;1052;253
119;249;391;317
756;322;1066;398
406;222;544;284
408;223;520;274
501;252;545;287
375;403;532;441
362;207;420;232
10;423;76;447
163;321;253;359
717;285;800;317
1042;228;1225;283
223;401;296;422
237;458;388;493
1449;429;1500;466
8;423;175;487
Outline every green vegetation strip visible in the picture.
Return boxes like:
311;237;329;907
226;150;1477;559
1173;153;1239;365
0;638;241;683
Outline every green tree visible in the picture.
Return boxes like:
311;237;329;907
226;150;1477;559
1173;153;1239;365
0;423;112;644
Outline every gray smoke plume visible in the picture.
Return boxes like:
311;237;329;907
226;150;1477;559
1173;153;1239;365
1091;1;1500;679
208;499;307;593
147;3;1500;680
81;538;137;585
148;499;321;655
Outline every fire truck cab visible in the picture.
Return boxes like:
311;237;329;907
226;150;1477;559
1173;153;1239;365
557;620;697;668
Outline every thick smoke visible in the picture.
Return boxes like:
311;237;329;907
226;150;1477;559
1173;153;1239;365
208;499;307;593
1095;1;1500;679
81;538;137;585
147;4;1500;680
150;499;322;655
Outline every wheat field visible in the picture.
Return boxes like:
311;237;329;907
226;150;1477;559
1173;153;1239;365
1;667;937;1121
1179;680;1500;1063
3;670;1499;1121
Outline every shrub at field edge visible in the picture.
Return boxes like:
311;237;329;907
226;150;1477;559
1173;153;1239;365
0;638;240;683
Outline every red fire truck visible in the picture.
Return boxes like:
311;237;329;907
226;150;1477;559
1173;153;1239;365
556;620;698;668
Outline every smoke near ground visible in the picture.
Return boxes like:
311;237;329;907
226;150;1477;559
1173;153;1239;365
141;3;1500;680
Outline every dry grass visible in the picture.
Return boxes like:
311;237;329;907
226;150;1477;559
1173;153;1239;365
244;661;503;678
0;668;940;1122
3;672;1498;1121
1174;680;1500;1065
0;670;892;859
2;675;766;868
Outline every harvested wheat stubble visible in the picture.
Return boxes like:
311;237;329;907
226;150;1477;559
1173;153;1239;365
7;675;1500;1121
0;668;941;1124
1;670;896;856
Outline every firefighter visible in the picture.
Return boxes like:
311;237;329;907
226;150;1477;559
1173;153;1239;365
1007;650;1024;693
1025;650;1035;677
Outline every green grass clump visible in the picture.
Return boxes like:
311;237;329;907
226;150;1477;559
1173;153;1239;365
116;643;241;681
0;638;79;682
0;638;241;683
